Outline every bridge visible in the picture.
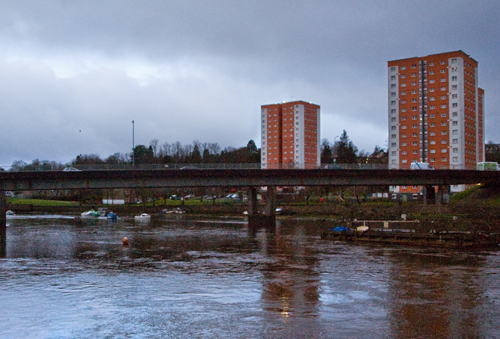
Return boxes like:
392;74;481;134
1;168;498;190
1;168;499;256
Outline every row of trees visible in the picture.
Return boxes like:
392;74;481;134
9;132;500;173
6;130;388;171
321;130;387;165
70;140;260;166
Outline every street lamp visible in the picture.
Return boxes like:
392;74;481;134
132;120;135;168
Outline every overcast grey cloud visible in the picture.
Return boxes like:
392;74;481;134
0;0;498;166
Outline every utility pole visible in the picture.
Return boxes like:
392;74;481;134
132;120;135;168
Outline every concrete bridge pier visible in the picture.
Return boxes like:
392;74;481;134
247;187;258;216
0;190;6;257
422;185;436;206
248;186;276;231
436;185;450;207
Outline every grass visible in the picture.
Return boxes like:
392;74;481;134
7;198;78;206
449;186;480;203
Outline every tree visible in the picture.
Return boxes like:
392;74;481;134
10;160;27;172
321;139;333;164
246;140;260;163
149;139;159;158
74;154;104;165
246;140;258;154
208;142;221;155
191;143;202;163
133;145;154;164
336;130;358;164
202;149;211;162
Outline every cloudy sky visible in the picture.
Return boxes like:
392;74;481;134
0;0;498;167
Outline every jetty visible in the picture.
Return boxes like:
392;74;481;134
321;222;500;250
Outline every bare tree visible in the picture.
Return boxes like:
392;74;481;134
173;141;183;161
200;142;208;153
208;142;221;155
149;139;159;157
184;144;193;159
160;142;172;158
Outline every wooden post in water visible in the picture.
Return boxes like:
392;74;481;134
0;190;6;257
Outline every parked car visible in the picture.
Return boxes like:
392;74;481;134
410;162;434;170
63;167;81;171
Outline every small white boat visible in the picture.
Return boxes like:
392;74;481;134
6;210;15;215
356;226;369;232
134;213;151;222
81;209;100;217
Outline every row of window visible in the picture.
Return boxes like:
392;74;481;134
390;58;459;73
400;158;449;164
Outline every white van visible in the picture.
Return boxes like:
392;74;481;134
410;162;434;170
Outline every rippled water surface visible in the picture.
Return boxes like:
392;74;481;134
1;216;499;338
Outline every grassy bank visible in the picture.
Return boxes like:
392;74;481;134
6;185;500;234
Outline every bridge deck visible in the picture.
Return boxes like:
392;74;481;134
1;169;498;191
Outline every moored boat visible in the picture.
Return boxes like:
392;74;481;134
81;209;100;217
134;213;151;222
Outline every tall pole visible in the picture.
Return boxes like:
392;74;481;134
132;120;135;168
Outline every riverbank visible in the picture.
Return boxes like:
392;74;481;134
6;185;500;234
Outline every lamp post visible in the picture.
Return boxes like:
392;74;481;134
132;120;135;168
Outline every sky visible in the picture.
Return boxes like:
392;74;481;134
0;0;499;167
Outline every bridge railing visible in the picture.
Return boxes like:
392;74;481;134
2;163;390;171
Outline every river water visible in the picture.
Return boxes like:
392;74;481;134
1;215;499;339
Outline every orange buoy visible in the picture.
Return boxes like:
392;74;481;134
122;237;129;246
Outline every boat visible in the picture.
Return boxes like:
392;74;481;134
356;226;369;232
6;210;15;215
134;213;151;222
81;209;100;217
107;212;118;220
160;208;185;215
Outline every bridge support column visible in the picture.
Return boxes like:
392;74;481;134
436;185;450;207
0;190;6;257
248;186;276;231
265;186;276;217
422;185;435;206
247;187;258;216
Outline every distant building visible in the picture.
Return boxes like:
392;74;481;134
261;101;320;169
387;50;485;193
485;143;500;154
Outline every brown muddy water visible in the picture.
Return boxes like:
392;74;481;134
1;215;499;338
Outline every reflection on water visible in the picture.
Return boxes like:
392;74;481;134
388;250;498;339
1;216;499;338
